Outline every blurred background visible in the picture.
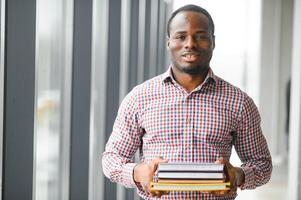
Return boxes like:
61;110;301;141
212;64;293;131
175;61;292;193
1;0;301;200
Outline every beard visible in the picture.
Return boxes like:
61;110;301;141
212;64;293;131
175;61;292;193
180;63;209;75
171;54;212;75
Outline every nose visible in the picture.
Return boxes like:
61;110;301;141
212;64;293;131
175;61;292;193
185;36;197;49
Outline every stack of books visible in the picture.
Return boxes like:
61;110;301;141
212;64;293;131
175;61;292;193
150;163;230;192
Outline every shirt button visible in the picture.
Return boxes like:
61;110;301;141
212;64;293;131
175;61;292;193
187;117;191;123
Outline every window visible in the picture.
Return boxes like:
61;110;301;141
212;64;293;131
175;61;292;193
34;0;73;199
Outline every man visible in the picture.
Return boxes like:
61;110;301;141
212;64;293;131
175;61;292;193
102;4;272;200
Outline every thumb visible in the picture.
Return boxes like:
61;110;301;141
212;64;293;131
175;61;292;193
150;157;168;171
215;157;224;164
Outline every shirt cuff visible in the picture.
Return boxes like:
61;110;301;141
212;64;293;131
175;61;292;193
122;163;138;188
239;166;256;190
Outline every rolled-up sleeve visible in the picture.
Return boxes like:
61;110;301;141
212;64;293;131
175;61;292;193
235;95;272;190
102;88;141;188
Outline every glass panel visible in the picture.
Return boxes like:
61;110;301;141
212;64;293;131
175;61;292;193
0;0;5;198
89;0;109;199
34;0;73;200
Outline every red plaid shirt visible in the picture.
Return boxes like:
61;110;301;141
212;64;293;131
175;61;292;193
102;67;272;200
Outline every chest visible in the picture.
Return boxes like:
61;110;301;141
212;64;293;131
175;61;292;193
140;94;238;147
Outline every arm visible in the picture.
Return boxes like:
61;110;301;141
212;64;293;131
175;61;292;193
102;89;141;188
214;95;271;195
102;89;169;197
234;95;272;190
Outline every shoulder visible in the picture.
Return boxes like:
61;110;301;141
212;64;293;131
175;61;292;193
130;73;165;100
213;76;260;126
121;73;165;108
135;73;165;92
213;75;257;114
214;76;248;103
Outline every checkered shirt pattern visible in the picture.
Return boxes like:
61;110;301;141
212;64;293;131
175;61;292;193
102;67;272;200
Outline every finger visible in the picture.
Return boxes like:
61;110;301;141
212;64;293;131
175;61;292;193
142;185;148;193
230;187;237;194
149;186;169;197
150;191;156;197
156;191;170;197
215;157;225;164
155;191;161;197
143;182;154;195
150;157;168;171
150;190;161;197
161;191;169;195
151;157;168;165
211;190;227;196
215;160;222;164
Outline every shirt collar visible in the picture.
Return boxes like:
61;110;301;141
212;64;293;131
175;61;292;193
161;66;218;85
161;66;173;83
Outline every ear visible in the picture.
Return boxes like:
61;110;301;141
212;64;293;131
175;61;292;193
212;35;216;50
166;37;170;50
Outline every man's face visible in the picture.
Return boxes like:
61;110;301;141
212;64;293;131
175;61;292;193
167;11;215;75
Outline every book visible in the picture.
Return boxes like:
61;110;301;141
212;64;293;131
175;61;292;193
157;179;225;184
158;171;224;180
150;182;230;192
157;163;224;172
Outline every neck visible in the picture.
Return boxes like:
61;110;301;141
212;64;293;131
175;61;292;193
171;66;209;92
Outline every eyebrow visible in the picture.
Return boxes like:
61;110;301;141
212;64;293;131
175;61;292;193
173;30;209;35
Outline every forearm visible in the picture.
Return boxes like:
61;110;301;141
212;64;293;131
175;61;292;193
102;151;138;188
102;87;142;188
236;95;273;190
239;158;272;190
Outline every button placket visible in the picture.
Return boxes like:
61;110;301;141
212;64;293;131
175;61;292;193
184;94;195;159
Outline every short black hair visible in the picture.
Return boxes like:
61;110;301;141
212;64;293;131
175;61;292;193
167;4;215;37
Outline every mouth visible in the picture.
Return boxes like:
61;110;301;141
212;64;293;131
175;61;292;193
181;53;200;62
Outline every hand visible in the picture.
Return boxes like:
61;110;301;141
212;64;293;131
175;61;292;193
133;157;168;197
212;157;245;196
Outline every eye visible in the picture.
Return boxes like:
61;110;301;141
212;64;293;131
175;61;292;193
175;34;186;40
195;34;210;41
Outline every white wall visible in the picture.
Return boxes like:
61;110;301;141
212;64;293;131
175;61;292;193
259;0;293;163
288;0;301;198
